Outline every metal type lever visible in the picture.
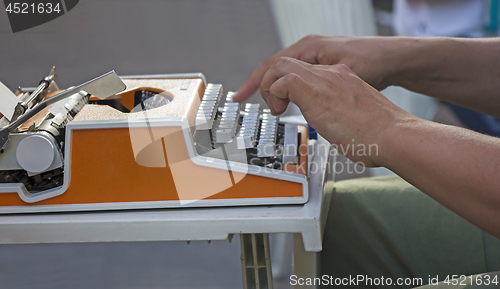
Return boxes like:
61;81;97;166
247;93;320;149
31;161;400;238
0;70;126;152
12;67;57;121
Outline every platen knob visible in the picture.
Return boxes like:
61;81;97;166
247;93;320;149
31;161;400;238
16;135;55;173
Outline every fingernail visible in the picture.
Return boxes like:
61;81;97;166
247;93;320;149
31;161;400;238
233;88;246;101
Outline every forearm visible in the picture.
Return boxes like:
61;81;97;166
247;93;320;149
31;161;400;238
378;118;500;238
390;37;500;117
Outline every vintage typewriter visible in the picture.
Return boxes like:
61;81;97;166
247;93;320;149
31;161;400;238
0;69;310;213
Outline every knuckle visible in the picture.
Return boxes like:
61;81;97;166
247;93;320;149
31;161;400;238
259;84;267;96
299;34;321;43
273;56;292;68
284;73;300;85
316;48;329;64
321;67;341;79
334;63;351;72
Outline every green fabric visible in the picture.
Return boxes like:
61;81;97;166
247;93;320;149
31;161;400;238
320;176;500;289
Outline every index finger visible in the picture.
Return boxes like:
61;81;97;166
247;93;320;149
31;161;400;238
260;57;317;115
233;35;328;102
233;51;286;102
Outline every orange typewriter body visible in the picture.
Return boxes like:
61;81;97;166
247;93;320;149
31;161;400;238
0;74;309;213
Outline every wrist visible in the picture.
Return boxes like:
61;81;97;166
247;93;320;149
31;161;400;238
372;112;427;168
386;37;430;87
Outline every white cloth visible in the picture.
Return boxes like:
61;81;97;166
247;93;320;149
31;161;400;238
393;0;485;37
269;0;377;48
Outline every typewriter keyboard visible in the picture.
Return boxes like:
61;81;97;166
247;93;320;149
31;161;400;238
194;84;299;169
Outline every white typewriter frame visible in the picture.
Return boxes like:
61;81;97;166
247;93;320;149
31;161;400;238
0;73;309;213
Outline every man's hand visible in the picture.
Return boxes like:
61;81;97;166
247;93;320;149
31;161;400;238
260;56;413;167
234;35;400;102
232;35;500;238
236;35;500;117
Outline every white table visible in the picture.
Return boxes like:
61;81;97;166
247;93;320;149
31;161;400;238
0;141;334;289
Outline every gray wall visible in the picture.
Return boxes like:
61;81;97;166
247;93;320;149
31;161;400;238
0;0;280;101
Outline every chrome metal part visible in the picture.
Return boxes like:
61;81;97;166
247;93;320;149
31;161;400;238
237;103;260;149
215;92;240;143
0;132;63;173
257;109;279;158
282;123;298;164
196;83;223;130
16;67;58;120
0;71;126;151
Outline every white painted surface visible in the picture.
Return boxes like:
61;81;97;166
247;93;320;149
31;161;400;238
0;142;331;253
0;81;20;121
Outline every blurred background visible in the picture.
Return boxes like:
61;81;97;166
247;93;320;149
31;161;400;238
0;0;498;288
